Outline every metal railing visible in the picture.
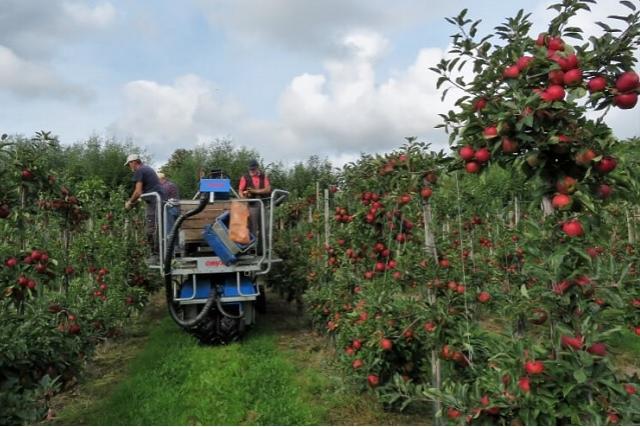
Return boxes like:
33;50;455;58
148;189;288;278
140;191;164;273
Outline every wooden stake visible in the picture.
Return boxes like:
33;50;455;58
324;189;330;246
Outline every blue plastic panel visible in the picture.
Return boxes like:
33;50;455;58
199;179;231;193
179;277;212;299
203;224;238;265
222;276;257;297
179;275;257;299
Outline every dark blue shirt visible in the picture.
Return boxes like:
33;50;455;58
132;165;165;200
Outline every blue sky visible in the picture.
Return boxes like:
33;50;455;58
1;0;638;168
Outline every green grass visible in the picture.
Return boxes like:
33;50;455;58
56;319;328;426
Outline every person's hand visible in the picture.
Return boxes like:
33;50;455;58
125;200;132;210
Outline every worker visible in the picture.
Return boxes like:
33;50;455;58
124;154;165;263
157;172;180;243
238;159;271;252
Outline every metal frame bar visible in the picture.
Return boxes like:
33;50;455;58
141;191;164;273
173;274;199;302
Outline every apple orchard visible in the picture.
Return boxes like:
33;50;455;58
273;0;640;425
2;0;640;425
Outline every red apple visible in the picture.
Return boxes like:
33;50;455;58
518;377;531;393
524;360;545;375
551;193;572;210
516;55;534;70
465;161;480;174
575;148;596;165
596;184;612;199
561;335;584;350
477;291;491;303
0;204;10;218
614;92;638;109
501;137;519;153
474;148;491;163
503;65;520;79
547;36;564;51
594;156;617;174
420;187;433;199
367;374;379;387
556;176;577;194
588;76;607;93
483;126;498;138
380;338;393;351
562;219;584;237
399;194;412;205
545;85;566;102
566;53;579;69
563;68;582;86
480;395;490;407
473;97;487;111
21;169;34;180
459;145;475;161
548;69;565;85
447;408;462;420
616;71;639;92
423;322;436;333
587;342;607;357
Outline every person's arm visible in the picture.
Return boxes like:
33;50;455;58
125;181;144;209
238;176;248;198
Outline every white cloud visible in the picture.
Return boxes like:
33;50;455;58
112;75;245;161
62;1;116;29
269;32;453;159
0;1;116;59
113;31;453;165
0;45;91;101
197;0;459;55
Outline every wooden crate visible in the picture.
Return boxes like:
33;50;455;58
178;200;231;244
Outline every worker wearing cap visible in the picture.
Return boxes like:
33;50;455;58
124;154;165;262
238;159;271;253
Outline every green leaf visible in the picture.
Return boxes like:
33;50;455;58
562;382;576;397
520;283;530;299
564;33;584;40
573;369;587;384
620;1;636;11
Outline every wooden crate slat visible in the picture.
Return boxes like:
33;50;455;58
179;228;206;243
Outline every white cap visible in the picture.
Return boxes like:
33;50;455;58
124;154;140;166
157;172;165;179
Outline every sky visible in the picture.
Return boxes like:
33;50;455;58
1;0;639;168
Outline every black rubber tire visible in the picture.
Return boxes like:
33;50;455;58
189;311;245;345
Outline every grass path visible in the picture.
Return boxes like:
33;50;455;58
48;292;429;426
